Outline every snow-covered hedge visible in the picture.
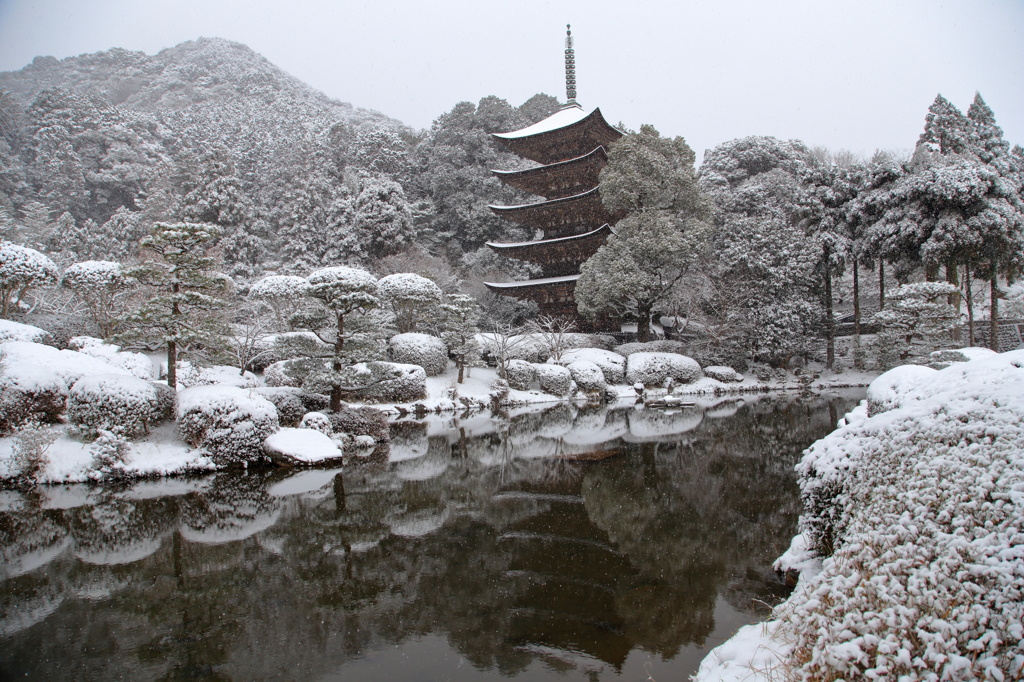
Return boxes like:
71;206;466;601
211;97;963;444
249;274;308;300
559;348;626;384
263;360;300;387
67;374;159;438
69;337;154;379
342;361;426;404
0;320;53;345
776;351;1024;681
702;365;744;383
299;411;333;435
256;387;306;427
388;333;448;376
504;359;536;391
566;359;606;392
0;365;66;432
534;363;575;397
614;340;689;357
625;352;702;386
176;386;280;465
177;363;258;389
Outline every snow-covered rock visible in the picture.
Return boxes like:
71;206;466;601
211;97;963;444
702;365;744;383
67;374;159;438
558;348;626;384
504;359;536;391
625;352;702;386
263;427;341;465
0;320;53;345
176;385;279;465
534;363;574;397
388;332;448;376
566;359;606;392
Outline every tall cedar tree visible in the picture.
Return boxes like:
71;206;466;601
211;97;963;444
118;223;228;389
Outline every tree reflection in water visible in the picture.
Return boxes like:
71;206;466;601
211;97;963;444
0;391;863;681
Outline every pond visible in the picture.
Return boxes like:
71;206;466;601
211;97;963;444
0;391;864;681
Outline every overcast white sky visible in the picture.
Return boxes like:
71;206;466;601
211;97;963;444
0;0;1021;162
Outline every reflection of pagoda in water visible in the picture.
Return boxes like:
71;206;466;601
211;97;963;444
484;25;623;326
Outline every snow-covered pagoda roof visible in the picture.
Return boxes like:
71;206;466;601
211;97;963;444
492;145;608;200
492;105;622;166
489;187;621;236
483;273;580;289
485;224;611;251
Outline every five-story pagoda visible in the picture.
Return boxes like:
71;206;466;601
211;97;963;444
484;25;623;326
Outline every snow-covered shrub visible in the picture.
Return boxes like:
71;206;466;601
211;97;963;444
625;352;702;387
783;350;1024;681
263;360;300;387
873;282;961;367
177;363;258;389
504;359;536;391
614;340;689;357
0;364;67;433
377;272;443;333
534;363;575;397
702;365;743;383
0;320;53;345
150;381;175;423
0;340;133;388
176;386;280;465
864;364;937;416
559;348;626;384
69;336;154;379
328;405;388;443
0;242;59;318
342;361;426;404
388;333;448;376
566;360;606;392
88;429;131;478
256;387;305;427
477;333;552;364
489;378;509;410
299;411;333;435
68;374;159;439
249;275;308;330
7;422;58;484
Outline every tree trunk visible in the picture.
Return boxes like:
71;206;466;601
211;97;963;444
637;304;652;343
878;260;886;310
965;264;975;346
330;311;345;412
852;260;861;336
989;266;1000;352
946;261;961;344
167;340;177;390
457;361;465;384
824;263;835;370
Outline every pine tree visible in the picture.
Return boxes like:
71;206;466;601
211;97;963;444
117;223;228;389
440;293;481;383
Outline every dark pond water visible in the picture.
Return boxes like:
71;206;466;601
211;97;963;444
0;391;864;682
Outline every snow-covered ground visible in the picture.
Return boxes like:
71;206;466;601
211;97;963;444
695;348;1024;682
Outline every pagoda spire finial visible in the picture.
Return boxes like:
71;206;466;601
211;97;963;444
564;24;578;107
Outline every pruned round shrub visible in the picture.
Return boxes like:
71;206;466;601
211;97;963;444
505;359;536;391
0;320;54;345
342;362;426;404
535;364;575;397
299;411;333;435
703;365;744;383
0;366;67;433
257;387;306;427
388;333;448;376
567;360;606;392
69;336;154;379
150;381;175;423
559;348;626;384
68;374;159;439
176;386;280;465
615;340;690;357
328;405;389;443
264;360;300;387
625;352;702;387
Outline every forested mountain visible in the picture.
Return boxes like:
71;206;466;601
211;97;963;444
0;38;558;283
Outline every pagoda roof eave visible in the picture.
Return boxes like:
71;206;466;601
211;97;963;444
492;146;608;179
484;274;581;290
492;103;588;139
485;224;612;250
488;186;601;212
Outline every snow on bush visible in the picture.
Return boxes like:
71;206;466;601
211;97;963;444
388;333;448;376
780;351;1024;681
625;352;702;386
248;274;308;300
343;361;426;404
68;336;154;379
559;348;626;384
702;365;744;383
476;333;552;364
299;411;333;435
67;374;159;438
566;360;606;392
0;364;67;432
176;386;280;466
0;320;53;345
864;364;937;416
263;427;341;465
0;242;59;317
177;363;258;389
256;387;306;427
504;359;536;391
0;340;132;388
263;360;300;388
614;340;689;357
534;363;575;397
328;405;389;443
